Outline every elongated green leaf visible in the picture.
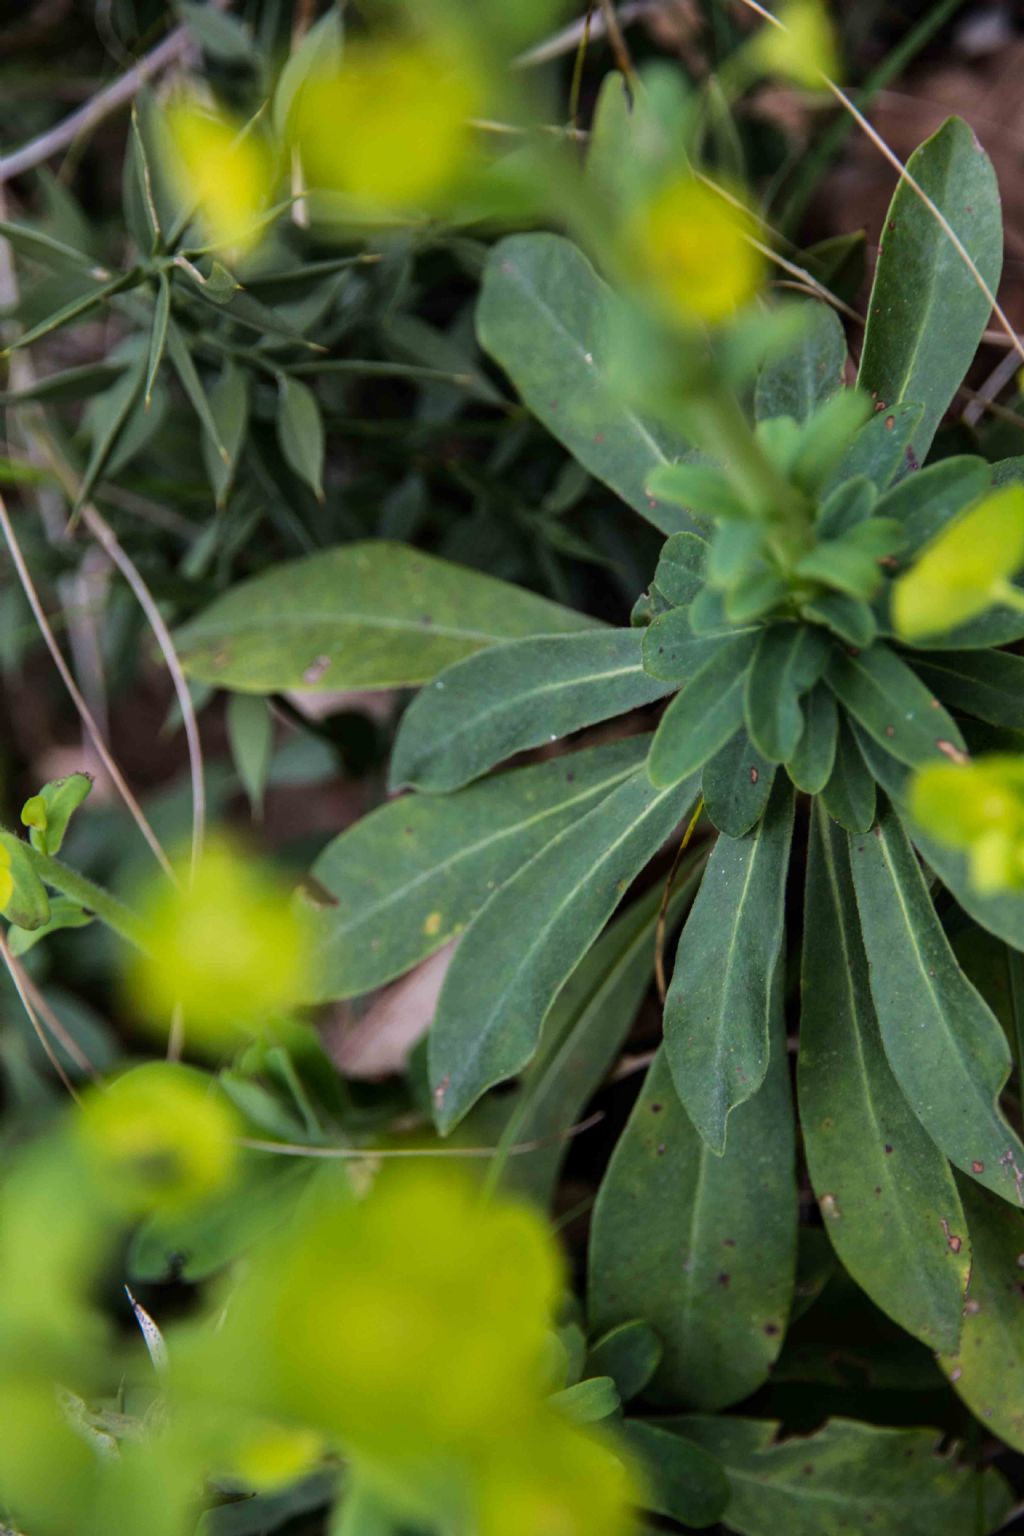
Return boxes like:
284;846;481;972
850;804;1024;1204
858;116;1003;462
666;1417;1011;1536
702;727;774;838
8;270;136;351
430;767;696;1133
642;608;729;682
787;683;838;794
617;1420;728;1530
278;374;324;500
827;401;924;495
489;877;694;1208
877;455;991;565
800;805;969;1352
165;317;228;463
585;1321;662;1405
940;1179;1024;1451
175;543;599;692
390;630;670;792
202;360;249;508
652;532;709;606
77;354;147;509
665;776;794;1152
305;738;648;1002
588;1030;796;1409
0;218;104;274
744;624;831;762
914;649;1024;729
550;1376;619;1424
273;8;343;134
754;301;846;424
226;692;272;818
647;463;746;522
648;632;759;786
477;234;692;533
144;272;170;407
820;717;876;832
826;642;965;767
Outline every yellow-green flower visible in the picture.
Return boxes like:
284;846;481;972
628;177;763;326
912;755;1024;893
166;97;276;257
126;837;311;1053
753;0;838;89
76;1063;239;1217
892;485;1024;640
292;40;482;215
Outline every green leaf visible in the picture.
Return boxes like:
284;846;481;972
858;116;1003;462
914;649;1024;729
477;234;692;533
702;728;775;838
940;1178;1024;1451
819;717;876;833
799;805;969;1352
7;896;92;958
277;374;324;501
226;693;272;818
617;1420;729;1530
826;642;965;767
787;683;838;794
0;218;104;275
646;463;747;523
801;591;877;649
664;775;794;1152
850;803;1024;1205
666;1417;1011;1536
588;1031;796;1410
7;270;136;352
273;8;343;135
584;1321;662;1405
429;767;697;1133
490;876;696;1210
550;1376;619;1424
175;543;599;692
876;455;991;566
1;837;50;931
20;773;91;856
754;301;847;424
304;738;649;1002
389;630;671;793
816;476;877;540
202;361;249;508
652;532;709;606
791;390;872;494
165;317;228;464
143;272;170;408
826;401;924;495
642;607;730;682
648;632;759;786
744;624;831;762
76;353;147;508
124;108;161;252
179;2;257;63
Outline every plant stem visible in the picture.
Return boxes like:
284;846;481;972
0;833;147;951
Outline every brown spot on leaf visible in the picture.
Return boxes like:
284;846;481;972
972;1160;985;1174
750;766;759;784
936;739;969;765
885;415;895;430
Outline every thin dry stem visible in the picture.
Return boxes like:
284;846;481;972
238;1111;606;1161
0;932;81;1102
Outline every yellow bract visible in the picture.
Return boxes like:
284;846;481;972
753;0;838;89
892;485;1024;640
226;1421;324;1493
912;755;1024;893
478;1420;639;1536
629;177;763;326
0;842;13;911
165;99;275;257
127;838;310;1052
76;1062;239;1217
293;41;481;214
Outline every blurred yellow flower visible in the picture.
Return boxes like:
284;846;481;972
912;756;1024;893
292;40;481;214
0;843;13;911
753;0;838;89
166;98;276;257
478;1418;639;1536
127;837;311;1052
77;1063;239;1217
226;1421;324;1492
629;177;763;325
892;485;1024;641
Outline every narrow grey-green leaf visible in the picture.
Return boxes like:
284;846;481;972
826;402;924;495
914;649;1024;729
8;270;135;352
666;1417;1011;1536
858;116;1003;462
642;607;730;682
617;1420;728;1530
588;1029;796;1409
430;767;696;1133
653;532;709;607
0;218;104;274
745;624;831;762
477;234;692;533
754;301;846;424
585;1321;662;1405
278;374;324;500
786;683;838;794
850;803;1024;1205
77;354;147;509
648;632;759;787
226;692;272;818
826;642;965;767
800;804;969;1352
175;542;599;692
665;775;794;1152
877;455;991;566
819;717;876;832
305;738;648;1002
202;361;249;508
702;727;775;838
390;630;670;792
940;1178;1024;1451
165;317;227;463
144;272;170;408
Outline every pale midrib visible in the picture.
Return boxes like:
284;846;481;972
449;779;685;1093
182;612;568;646
693;837;768;1108
313;762;640;956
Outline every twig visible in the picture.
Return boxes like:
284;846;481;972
0;493;174;879
963;348;1020;428
515;1;655;68
18;965;100;1080
0;932;81;1102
